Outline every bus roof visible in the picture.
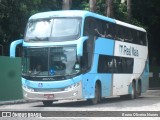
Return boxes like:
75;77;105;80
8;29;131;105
29;10;146;32
29;10;87;20
115;20;146;32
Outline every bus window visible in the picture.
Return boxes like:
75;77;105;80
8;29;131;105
128;29;133;42
109;23;115;39
97;55;104;73
139;32;147;45
52;18;80;37
93;19;106;38
81;38;95;72
114;57;123;73
123;27;129;42
104;23;113;39
98;55;133;74
115;25;123;41
94;19;103;37
25;19;52;40
126;58;133;73
84;17;97;36
93;20;115;39
25;18;81;42
98;55;114;73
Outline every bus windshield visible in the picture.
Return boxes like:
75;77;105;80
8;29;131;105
22;46;80;78
25;18;81;42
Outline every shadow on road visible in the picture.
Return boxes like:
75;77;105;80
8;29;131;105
32;90;160;108
33;96;147;108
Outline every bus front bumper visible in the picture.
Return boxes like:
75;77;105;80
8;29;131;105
22;81;83;101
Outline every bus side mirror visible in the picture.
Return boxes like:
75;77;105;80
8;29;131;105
10;39;23;58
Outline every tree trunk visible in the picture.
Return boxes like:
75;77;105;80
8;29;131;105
127;0;131;22
121;0;126;4
62;0;72;10
106;0;114;18
89;0;96;12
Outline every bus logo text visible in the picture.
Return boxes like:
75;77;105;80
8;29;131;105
119;45;139;57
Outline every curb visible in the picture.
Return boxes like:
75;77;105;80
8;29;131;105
0;99;37;105
149;87;160;90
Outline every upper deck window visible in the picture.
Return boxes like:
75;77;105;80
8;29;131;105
25;17;82;42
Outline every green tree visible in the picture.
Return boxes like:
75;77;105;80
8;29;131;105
132;0;160;61
0;0;62;46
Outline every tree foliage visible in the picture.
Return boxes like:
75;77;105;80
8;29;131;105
0;0;62;45
0;0;160;60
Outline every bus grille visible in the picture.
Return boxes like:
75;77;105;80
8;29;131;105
34;88;64;92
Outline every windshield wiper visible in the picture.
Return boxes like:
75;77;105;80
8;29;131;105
28;37;49;41
22;71;41;77
35;37;49;41
64;73;78;77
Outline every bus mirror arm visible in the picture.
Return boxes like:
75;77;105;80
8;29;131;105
77;55;85;73
77;55;81;63
10;39;23;58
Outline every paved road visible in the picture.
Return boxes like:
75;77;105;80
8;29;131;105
0;90;160;120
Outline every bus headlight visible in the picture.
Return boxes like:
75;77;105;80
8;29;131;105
23;85;34;92
64;82;80;91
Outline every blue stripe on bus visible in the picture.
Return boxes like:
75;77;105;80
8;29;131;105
22;78;75;89
98;74;113;97
23;41;78;47
95;38;115;56
82;37;115;98
81;73;113;98
140;61;149;93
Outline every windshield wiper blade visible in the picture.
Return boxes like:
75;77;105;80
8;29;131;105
64;73;77;77
22;71;41;77
35;37;49;41
29;37;49;41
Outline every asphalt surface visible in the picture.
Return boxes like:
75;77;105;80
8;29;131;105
0;89;160;120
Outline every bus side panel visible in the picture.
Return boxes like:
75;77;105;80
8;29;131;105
94;38;115;55
140;60;149;93
82;73;113;99
82;38;115;99
114;40;149;94
99;74;113;97
112;74;132;96
94;38;115;97
82;74;98;99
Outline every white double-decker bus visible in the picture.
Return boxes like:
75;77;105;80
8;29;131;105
10;10;149;105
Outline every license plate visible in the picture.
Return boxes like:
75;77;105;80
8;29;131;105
44;94;54;99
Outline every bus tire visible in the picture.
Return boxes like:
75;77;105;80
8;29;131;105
88;83;100;105
137;81;141;97
42;100;53;106
129;81;136;99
